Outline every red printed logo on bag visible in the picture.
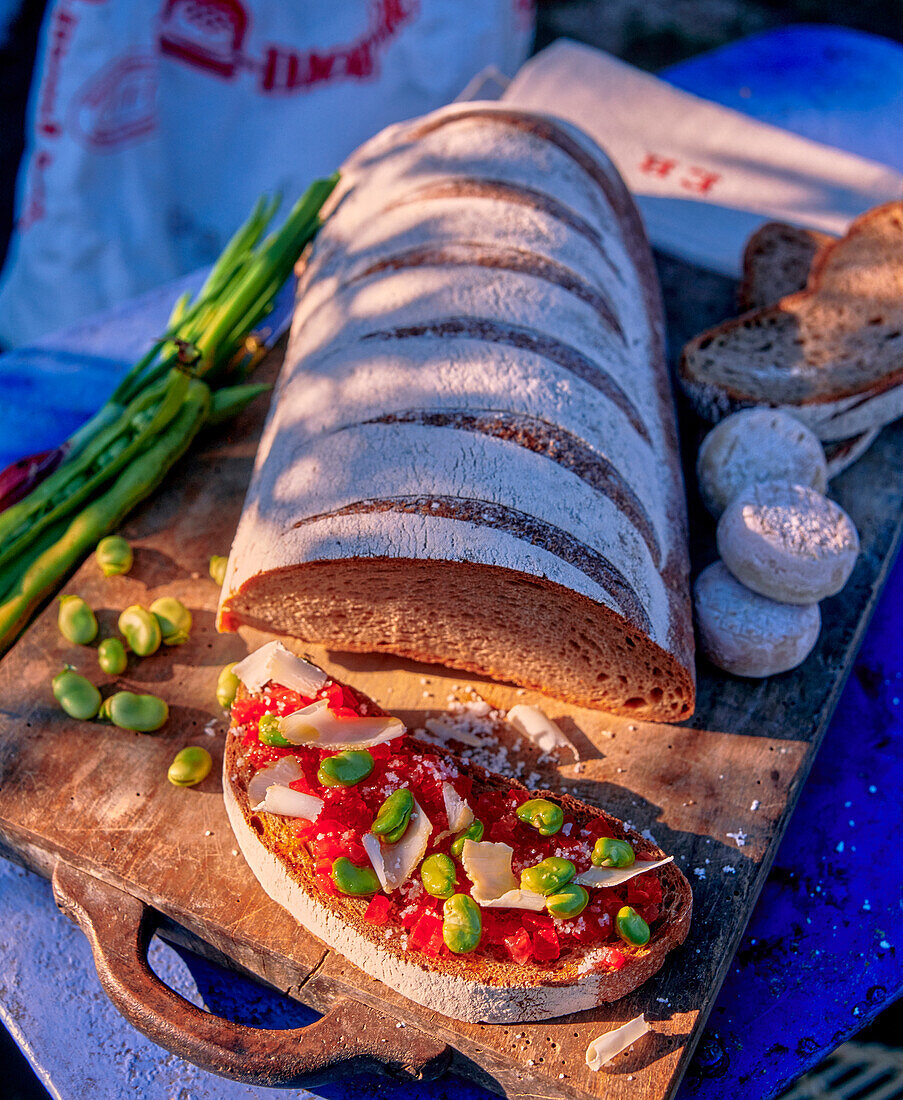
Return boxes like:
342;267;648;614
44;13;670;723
70;55;158;150
36;4;78;138
155;0;417;94
638;152;722;195
158;0;249;79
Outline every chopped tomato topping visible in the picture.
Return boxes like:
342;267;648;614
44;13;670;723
365;895;393;925
521;910;554;933
237;679;669;968
599;945;626;970
408;908;444;958
504;928;533;965
324;681;364;718
315;871;338;897
532;926;560;962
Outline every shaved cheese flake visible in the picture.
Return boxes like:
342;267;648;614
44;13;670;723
575;856;674;889
506;704;579;759
586;1015;650;1071
363;798;432;892
442;783;473;834
247;756;303;806
253;785;323;821
424;717;484;747
233;641;327;695
478;888;546;911
279;699;405;749
461;840;518;904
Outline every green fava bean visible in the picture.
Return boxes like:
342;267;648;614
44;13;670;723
450;818;484;858
95;535;133;577
616;905;650;947
168;746;212;787
258;714;291;747
97;637;127;675
118;605;161;656
546;883;589;919
209;555;228;587
371;788;414;843
216;662;240;709
520;856;576;897
515;798;564;836
591;836;635;869
332;857;379;896
150;596;192;646
57;595;98;645
52;667;102;720
102;691;168;732
442;893;482;954
318;750;374;788
421;854;456;899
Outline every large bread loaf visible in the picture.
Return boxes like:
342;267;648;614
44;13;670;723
218;104;695;720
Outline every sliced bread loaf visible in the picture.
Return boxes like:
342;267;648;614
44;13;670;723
218;104;694;720
680;202;903;441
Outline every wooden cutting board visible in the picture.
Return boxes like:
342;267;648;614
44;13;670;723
0;258;901;1100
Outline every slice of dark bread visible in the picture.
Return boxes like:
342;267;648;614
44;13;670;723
738;222;835;312
738;221;877;475
680;202;903;441
223;680;692;1024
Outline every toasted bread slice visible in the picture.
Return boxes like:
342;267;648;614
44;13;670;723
738;222;834;312
680;203;903;441
223;657;692;1024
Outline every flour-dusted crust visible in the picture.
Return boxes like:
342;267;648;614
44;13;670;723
681;203;903;441
696;409;827;518
218;103;694;721
223;702;692;1023
694;561;821;678
717;482;859;605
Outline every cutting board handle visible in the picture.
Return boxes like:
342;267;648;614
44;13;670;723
51;861;451;1087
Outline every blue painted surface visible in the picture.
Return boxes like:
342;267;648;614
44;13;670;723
666;25;903;174
0;273;295;469
0;25;901;1100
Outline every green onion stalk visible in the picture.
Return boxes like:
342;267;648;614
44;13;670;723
0;174;338;653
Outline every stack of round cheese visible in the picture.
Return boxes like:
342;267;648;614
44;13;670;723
693;410;860;678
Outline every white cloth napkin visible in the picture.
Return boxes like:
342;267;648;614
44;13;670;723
503;40;903;276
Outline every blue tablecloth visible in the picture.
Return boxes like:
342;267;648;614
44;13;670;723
1;24;900;1100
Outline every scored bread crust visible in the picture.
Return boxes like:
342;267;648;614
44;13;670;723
223;718;692;1023
218;102;695;722
681;203;903;441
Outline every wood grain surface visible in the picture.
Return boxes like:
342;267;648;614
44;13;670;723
0;254;901;1100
